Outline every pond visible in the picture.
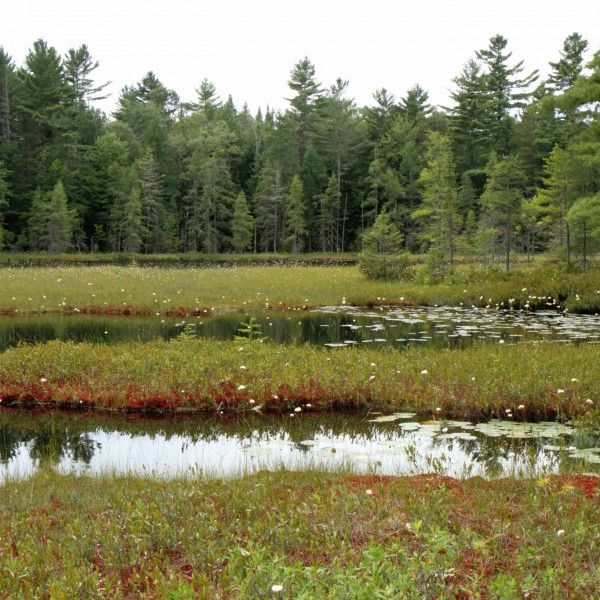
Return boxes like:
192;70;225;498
1;410;598;481
1;306;600;351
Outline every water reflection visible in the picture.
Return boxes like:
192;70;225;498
1;306;600;351
1;410;597;481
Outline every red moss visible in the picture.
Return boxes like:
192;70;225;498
557;475;599;499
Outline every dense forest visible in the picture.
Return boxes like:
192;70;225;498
0;33;599;264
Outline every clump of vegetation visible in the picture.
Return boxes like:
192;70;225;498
0;338;597;418
0;469;598;598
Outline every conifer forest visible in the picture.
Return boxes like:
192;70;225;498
0;33;598;264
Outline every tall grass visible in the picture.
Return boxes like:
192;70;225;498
1;263;599;315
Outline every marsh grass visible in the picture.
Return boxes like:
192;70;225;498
0;337;597;419
1;263;600;315
0;469;598;598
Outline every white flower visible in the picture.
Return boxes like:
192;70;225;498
271;584;283;593
40;377;48;383
306;403;312;408
369;375;376;381
585;399;594;405
518;404;525;410
557;529;565;538
557;389;565;394
240;365;247;370
435;407;442;413
370;362;376;368
249;399;255;405
294;407;302;413
420;369;428;375
570;378;578;382
442;427;448;433
237;384;247;391
365;489;373;495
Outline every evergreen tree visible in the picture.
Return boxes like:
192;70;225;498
122;187;143;253
358;210;406;279
415;132;461;267
548;33;589;93
136;149;167;252
480;154;526;270
195;78;220;118
45;180;75;253
231;190;254;252
254;161;285;252
534;145;583;265
448;60;489;176
285;175;307;253
64;45;110;104
319;173;339;252
399;85;433;122
287;57;322;165
567;194;600;267
27;188;49;250
476;35;538;155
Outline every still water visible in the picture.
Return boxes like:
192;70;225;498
1;306;600;351
1;410;598;481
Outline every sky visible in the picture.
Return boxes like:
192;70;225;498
2;0;598;116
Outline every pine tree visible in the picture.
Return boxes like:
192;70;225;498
448;60;489;175
548;33;589;93
195;78;220;118
476;35;538;155
287;57;322;165
319;173;339;252
27;188;49;250
399;85;433;122
285;175;307;253
46;180;75;253
122;187;143;253
254;162;285;252
64;45;110;104
358;211;406;279
415;132;461;267
480;154;526;270
231;190;254;252
136;149;166;252
534;146;583;265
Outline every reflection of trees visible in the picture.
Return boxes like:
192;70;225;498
0;416;98;466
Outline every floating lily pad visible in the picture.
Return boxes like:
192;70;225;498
369;412;417;423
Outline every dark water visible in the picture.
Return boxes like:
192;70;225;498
1;306;600;351
1;409;598;481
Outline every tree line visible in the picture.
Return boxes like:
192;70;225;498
0;34;599;266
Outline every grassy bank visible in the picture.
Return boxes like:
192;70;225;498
1;263;599;316
0;338;597;419
0;470;598;598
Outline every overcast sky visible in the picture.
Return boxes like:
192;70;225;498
2;0;597;116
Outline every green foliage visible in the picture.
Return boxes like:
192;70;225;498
284;175;307;253
359;211;408;279
231;191;254;252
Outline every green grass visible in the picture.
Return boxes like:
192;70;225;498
1;263;599;315
0;338;597;419
0;469;598;598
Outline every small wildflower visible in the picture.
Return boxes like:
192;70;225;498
518;404;525;410
442;427;448;433
365;489;373;495
557;529;565;538
294;407;302;413
420;369;428;375
435;407;442;413
570;378;578;382
237;384;247;391
369;375;376;381
557;389;565;394
370;362;376;367
585;399;594;405
240;365;247;370
40;377;47;383
306;403;312;408
271;585;283;593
